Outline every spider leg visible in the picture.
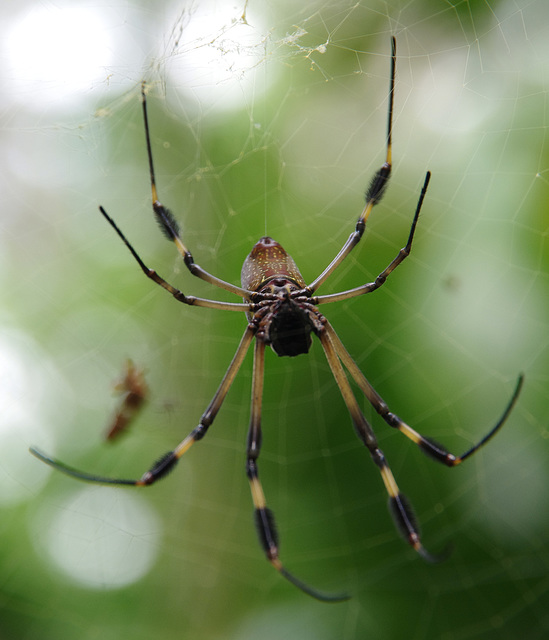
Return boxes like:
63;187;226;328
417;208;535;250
99;206;249;312
326;322;524;466
140;82;251;299
314;171;430;305
308;37;396;294
30;326;256;486
318;326;442;562
246;338;350;602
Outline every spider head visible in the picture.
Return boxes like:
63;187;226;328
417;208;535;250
266;295;315;357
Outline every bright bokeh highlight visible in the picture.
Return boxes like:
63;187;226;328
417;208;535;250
39;486;161;589
5;5;113;108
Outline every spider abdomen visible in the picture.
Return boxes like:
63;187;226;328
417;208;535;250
241;237;306;292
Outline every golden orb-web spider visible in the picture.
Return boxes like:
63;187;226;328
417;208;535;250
31;38;523;602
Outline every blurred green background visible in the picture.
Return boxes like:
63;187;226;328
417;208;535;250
1;0;548;638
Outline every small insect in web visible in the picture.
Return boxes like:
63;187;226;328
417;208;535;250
104;360;149;442
31;38;523;602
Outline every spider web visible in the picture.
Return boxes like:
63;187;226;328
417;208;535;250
1;0;548;639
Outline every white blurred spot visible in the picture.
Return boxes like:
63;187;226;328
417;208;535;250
235;602;335;639
414;49;501;134
0;330;66;505
40;486;160;589
5;5;112;108
163;0;273;111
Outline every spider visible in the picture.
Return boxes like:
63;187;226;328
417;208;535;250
31;38;523;602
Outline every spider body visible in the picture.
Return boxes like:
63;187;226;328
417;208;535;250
31;38;523;603
242;236;321;357
241;236;306;291
253;293;319;357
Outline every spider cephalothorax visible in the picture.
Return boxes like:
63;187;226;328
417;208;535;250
31;38;523;602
